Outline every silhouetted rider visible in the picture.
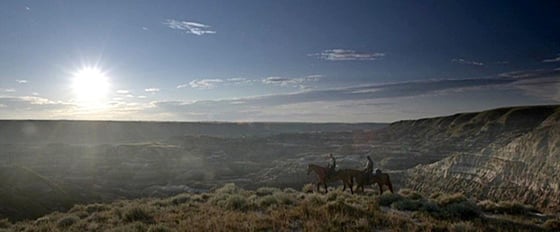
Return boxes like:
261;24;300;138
327;153;336;177
364;155;374;174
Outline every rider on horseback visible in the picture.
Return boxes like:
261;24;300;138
327;153;336;177
363;155;374;182
364;155;373;174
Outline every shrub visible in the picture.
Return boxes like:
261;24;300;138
306;194;325;206
476;200;497;212
420;201;441;215
74;210;89;219
273;192;295;205
191;193;210;202
69;204;86;213
448;221;476;232
325;190;348;202
123;207;154;223
442;201;480;220
478;200;535;215
0;218;11;228
170;194;191;205
302;183;315;193
34;216;50;225
398;188;422;200
224;194;248;211
88;212;109;223
256;187;281;196
495;201;535;215
429;192;443;199
109;222;148;232
283;188;297;193
378;192;404;207
148;224;175;232
85;204;109;213
215;183;242;195
436;193;467;206
543;219;560;230
257;195;278;208
323;199;366;218
391;199;424;211
56;215;79;228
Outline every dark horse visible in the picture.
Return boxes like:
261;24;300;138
307;164;356;193
354;171;394;194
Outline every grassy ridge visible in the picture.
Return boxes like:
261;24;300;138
1;184;559;231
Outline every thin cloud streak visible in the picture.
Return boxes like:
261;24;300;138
309;49;385;61
262;75;321;89
152;69;560;120
187;79;223;89
144;88;160;92
543;54;560;63
164;19;216;35
451;58;484;66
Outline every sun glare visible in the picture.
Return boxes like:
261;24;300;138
71;66;110;108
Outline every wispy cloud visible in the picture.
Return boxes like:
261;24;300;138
178;77;285;90
309;49;385;61
542;54;560;63
227;78;255;85
451;58;484;66
184;79;224;89
2;88;16;93
0;96;73;113
164;19;216;35
145;88;160;93
262;75;321;89
150;68;560;121
16;79;28;84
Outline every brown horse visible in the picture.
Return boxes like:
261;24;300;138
336;169;363;194
307;164;356;193
354;171;394;194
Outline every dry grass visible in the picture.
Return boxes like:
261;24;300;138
3;184;553;231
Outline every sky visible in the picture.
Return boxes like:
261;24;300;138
0;0;559;122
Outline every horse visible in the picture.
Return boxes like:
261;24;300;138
354;170;394;194
335;169;364;194
307;164;356;193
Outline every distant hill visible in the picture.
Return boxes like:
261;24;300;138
0;121;386;144
397;105;560;212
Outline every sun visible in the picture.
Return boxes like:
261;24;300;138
71;66;110;108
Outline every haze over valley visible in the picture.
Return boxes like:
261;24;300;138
2;105;560;225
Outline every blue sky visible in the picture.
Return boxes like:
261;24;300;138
0;0;559;122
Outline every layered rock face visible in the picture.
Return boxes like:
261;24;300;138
404;106;560;212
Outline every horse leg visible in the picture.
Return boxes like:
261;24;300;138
388;182;394;193
324;183;328;193
316;183;320;193
378;183;383;194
